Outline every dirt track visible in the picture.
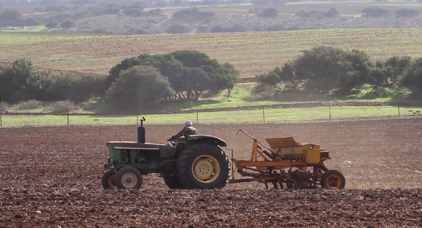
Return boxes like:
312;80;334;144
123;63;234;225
1;118;422;227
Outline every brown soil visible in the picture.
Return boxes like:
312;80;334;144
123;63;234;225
1;118;422;227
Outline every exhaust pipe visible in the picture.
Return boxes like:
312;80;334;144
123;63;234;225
138;117;146;144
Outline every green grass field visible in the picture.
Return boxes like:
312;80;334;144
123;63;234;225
3;82;398;115
2;105;421;128
1;28;422;78
0;25;46;32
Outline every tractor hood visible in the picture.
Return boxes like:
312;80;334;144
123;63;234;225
187;135;227;147
106;141;168;147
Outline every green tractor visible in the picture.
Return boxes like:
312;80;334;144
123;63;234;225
101;117;231;190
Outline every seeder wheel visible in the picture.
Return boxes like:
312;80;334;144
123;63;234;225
286;179;298;189
321;170;345;189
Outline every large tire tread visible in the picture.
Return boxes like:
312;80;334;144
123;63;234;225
163;172;183;189
177;144;230;189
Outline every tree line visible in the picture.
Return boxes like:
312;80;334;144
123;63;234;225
1;47;421;113
256;46;422;99
0;50;239;111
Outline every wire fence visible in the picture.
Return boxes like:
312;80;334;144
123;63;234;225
0;105;421;128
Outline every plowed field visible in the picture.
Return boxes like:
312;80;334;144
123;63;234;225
1;28;422;78
1;118;422;227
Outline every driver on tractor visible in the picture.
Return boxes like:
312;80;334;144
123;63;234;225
168;120;197;142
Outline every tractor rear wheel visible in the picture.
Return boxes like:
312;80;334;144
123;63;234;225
176;143;230;189
163;172;183;189
115;167;143;189
321;170;345;189
101;170;117;189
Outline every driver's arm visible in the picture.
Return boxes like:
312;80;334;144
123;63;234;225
169;128;185;141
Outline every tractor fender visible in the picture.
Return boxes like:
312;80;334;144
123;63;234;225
186;135;227;147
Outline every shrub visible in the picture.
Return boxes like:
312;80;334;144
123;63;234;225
296;10;325;18
195;25;209;33
210;25;247;33
124;8;143;17
0;101;9;113
395;8;420;17
106;65;172;111
105;6;120;15
400;57;422;97
172;8;215;21
267;24;284;31
210;25;224;33
325;8;338;17
45;20;59;28
61;20;72;28
258;8;279;18
91;28;108;34
25;18;40;26
51;100;77;114
362;7;391;17
16;100;42;110
166;24;191;34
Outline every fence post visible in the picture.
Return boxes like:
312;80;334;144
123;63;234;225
196;110;199;124
0;113;2;128
67;110;69;126
398;105;401;117
329;106;332;121
263;108;266;123
137;114;139;125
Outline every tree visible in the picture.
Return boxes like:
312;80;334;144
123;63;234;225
399;57;422;97
257;46;373;96
105;6;120;14
0;59;34;103
60;20;72;28
256;61;303;93
362;7;391;17
258;8;279;18
337;49;373;95
108;51;240;102
220;63;239;97
0;8;21;21
0;8;22;27
46;20;59;28
106;65;172;111
172;8;215;21
325;8;338;17
395;8;420;17
370;56;412;92
124;8;143;17
166;24;191;34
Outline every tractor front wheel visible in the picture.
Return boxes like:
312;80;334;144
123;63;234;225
101;170;117;189
177;143;230;189
115;167;143;189
321;170;345;189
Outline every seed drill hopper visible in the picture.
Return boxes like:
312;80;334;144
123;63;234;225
228;129;345;189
